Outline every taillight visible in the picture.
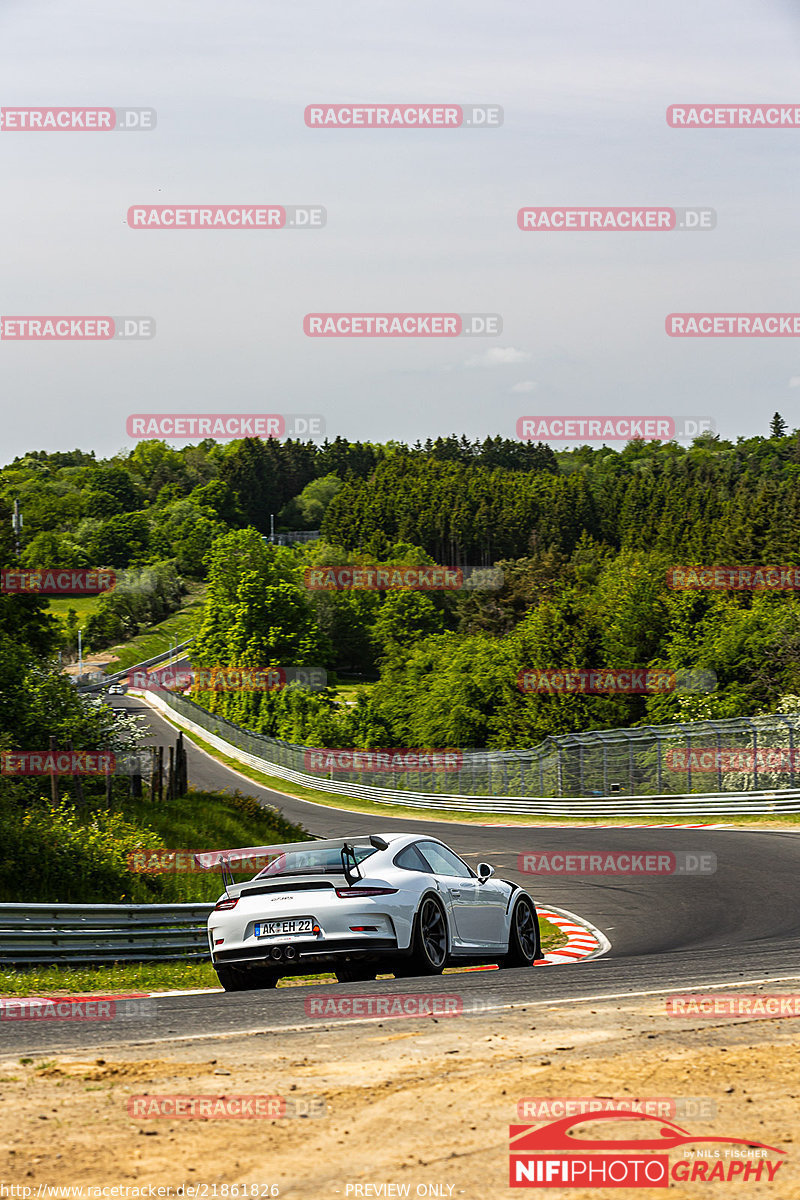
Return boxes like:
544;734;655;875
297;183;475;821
335;887;398;898
214;897;238;911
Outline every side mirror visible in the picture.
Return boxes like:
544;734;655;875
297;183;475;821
476;862;495;882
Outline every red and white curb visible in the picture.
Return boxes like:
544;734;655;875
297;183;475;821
478;822;724;828
459;903;611;973
535;904;611;966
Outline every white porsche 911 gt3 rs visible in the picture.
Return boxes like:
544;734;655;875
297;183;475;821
197;832;540;991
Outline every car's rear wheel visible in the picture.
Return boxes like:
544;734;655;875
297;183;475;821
500;896;540;968
215;965;279;991
395;896;448;977
335;965;378;984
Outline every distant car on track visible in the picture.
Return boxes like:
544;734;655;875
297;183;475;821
198;833;540;991
107;684;126;695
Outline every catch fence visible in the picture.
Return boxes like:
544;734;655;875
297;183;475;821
143;691;800;813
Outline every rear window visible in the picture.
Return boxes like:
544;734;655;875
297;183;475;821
252;844;377;879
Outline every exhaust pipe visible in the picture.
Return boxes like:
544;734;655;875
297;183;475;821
270;947;284;961
284;946;297;961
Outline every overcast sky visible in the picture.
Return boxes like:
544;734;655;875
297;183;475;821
1;0;799;463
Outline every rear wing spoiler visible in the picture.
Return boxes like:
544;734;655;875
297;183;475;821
193;834;388;873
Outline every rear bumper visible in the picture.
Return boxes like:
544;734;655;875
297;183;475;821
213;936;400;972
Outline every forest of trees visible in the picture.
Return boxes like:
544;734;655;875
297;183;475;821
3;423;800;752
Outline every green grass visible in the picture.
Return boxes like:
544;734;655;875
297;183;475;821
47;595;102;628
103;584;206;673
114;787;313;902
124;787;310;859
0;918;566;996
0;960;222;996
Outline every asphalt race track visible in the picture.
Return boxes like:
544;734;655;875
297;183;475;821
5;693;800;1055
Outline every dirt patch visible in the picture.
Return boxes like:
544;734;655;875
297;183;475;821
1;998;798;1197
32;1059;204;1082
64;652;119;677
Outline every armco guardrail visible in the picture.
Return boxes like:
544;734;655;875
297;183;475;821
140;690;800;817
0;902;213;966
76;639;195;693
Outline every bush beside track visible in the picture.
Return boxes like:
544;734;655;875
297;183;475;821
0;788;311;904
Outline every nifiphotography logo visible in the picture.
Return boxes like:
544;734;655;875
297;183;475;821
509;1111;786;1187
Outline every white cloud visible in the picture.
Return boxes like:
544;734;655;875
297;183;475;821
789;377;800;388
464;347;531;369
510;380;537;394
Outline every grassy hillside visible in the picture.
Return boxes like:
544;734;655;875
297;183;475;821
0;786;310;905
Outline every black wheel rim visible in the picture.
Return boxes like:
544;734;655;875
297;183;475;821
420;899;446;965
515;900;538;960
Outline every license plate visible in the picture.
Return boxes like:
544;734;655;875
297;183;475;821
254;918;314;937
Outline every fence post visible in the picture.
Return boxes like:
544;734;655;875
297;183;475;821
149;747;158;800
167;744;175;801
130;761;142;799
177;732;187;795
790;723;796;789
753;727;759;791
48;736;59;805
66;739;85;810
157;746;164;802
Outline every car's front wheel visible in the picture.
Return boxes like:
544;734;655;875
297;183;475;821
500;896;540;968
395;895;448;977
215;965;279;991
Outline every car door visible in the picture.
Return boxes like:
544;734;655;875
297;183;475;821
393;840;463;947
416;841;489;947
